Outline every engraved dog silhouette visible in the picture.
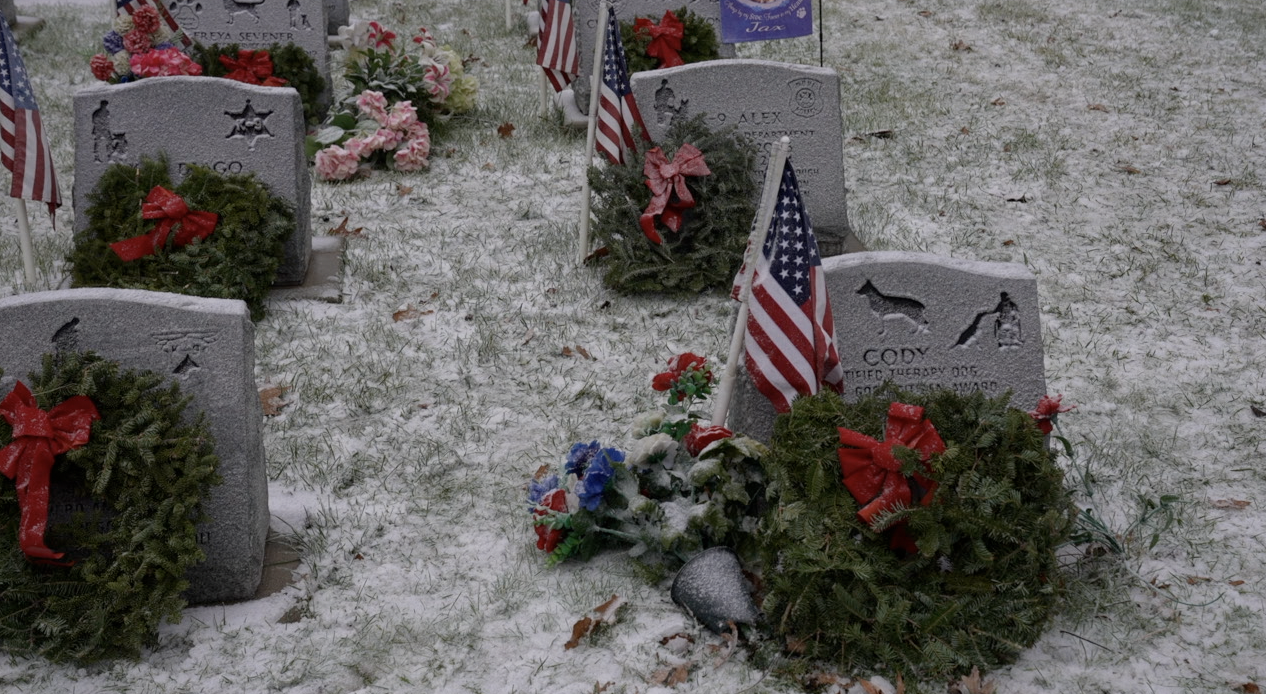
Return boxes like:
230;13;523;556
857;280;929;335
223;0;261;24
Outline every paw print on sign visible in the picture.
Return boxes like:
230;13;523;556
168;0;203;30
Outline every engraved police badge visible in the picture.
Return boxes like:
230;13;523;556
787;77;823;118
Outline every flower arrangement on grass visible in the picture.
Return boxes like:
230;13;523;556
336;21;478;124
89;7;198;83
310;91;431;182
528;352;767;577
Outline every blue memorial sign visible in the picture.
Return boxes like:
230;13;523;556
720;0;814;43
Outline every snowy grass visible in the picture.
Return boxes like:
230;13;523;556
1;0;1264;692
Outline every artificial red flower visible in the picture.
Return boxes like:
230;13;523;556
684;422;733;457
651;352;709;392
368;21;397;50
131;5;161;35
90;53;115;81
533;488;568;552
1029;394;1074;435
122;28;153;55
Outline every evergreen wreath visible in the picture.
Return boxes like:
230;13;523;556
68;154;294;322
757;386;1075;685
191;42;328;125
0;351;220;662
620;7;720;74
588;114;757;294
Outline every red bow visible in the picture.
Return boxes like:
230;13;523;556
0;382;100;565
110;186;220;262
219;49;288;87
634;11;685;68
838;402;944;530
639;144;710;244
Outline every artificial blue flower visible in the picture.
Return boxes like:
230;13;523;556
153;42;174;51
527;474;559;507
565;440;601;476
103;31;124;54
576;447;623;511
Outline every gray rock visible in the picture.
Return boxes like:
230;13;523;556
631;59;851;255
670;547;760;634
731;252;1047;442
73;77;311;285
0;289;267;604
572;0;733;113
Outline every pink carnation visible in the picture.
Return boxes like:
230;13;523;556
385;101;418;132
132;6;161;35
131;48;202;77
356;90;389;123
393;137;430;172
343;136;372;159
90;53;116;81
122;28;153;55
423;63;452;102
405;121;430;146
314;145;360;181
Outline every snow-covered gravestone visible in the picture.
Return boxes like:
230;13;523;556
631;59;852;256
571;0;734;113
73;77;311;285
0;289;267;603
730;252;1048;442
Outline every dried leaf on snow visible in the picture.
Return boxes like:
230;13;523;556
950;666;998;694
259;385;291;416
328;216;363;237
498;122;516;138
564;595;625;650
1211;499;1250;510
393;305;434;322
649;663;691;686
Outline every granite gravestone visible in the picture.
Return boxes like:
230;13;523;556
324;0;348;35
165;0;329;96
631;59;851;256
0;288;267;603
730;252;1047;442
73;77;311;285
572;0;734;113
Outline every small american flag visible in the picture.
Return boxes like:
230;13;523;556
537;0;577;93
595;6;646;165
737;157;843;412
116;0;192;48
0;15;60;215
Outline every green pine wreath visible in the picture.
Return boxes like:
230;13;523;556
68;154;294;322
588;114;757;294
620;7;720;74
191;42;328;125
0;351;220;662
757;386;1075;684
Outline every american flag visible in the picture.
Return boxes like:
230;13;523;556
0;16;60;215
595;6;647;165
536;0;577;93
116;0;192;48
736;157;843;412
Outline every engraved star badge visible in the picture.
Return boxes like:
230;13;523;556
224;99;273;151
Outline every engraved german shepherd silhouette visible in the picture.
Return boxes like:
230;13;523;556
857;280;929;335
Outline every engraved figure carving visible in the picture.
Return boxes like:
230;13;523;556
857;280;928;335
91;101;129;164
952;292;1023;349
225;100;273;151
151;329;220;355
223;0;263;25
787;77;824;118
287;0;313;30
653;79;687;127
52;318;81;354
168;0;203;30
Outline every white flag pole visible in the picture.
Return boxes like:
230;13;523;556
710;137;792;426
15;199;38;287
577;0;609;264
540;70;551;113
506;0;515;31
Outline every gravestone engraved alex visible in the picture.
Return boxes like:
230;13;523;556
730;252;1047;442
572;0;734;113
631;59;852;256
73;77;311;285
0;289;268;603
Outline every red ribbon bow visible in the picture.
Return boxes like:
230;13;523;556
0;382;100;565
110;186;220;262
639;144;710;244
634;11;685;68
838;402;944;530
219;49;288;87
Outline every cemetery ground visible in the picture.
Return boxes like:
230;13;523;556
1;0;1264;691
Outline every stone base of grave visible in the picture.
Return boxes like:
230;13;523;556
253;531;302;599
557;89;588;129
269;236;345;303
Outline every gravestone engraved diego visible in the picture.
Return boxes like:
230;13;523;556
0;289;268;603
730;252;1047;442
630;60;852;256
571;0;734;113
74;77;311;285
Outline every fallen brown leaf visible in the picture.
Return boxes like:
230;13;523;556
328;216;363;237
1229;580;1247;586
482;162;496;171
1214;178;1233;186
1237;683;1261;694
991;97;1006;106
950;666;999;694
918;9;933;17
259;385;291;416
575;345;593;360
524;35;538;48
497;121;516;138
1003;239;1016;246
396;184;413;196
561;346;574;357
1186;575;1212;585
960;126;971;135
1087;103;1109;112
583;246;610;263
392;305;434;322
1211;499;1250;510
855;678;883;694
649;663;691;686
659;632;695;646
521;328;535;346
1117;164;1141;174
564;595;625;650
565;616;593;650
951;40;972;51
533;464;551;480
591;682;612;694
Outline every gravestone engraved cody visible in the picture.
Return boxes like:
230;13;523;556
73;77;311;285
0;288;267;603
631;59;852;256
730;252;1047;442
572;0;734;113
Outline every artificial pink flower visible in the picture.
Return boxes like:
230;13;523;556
131;5;161;35
90;53;116;81
314;145;360;181
412;26;435;47
683;423;733;457
122;28;153;55
423;63;452;102
393;136;431;172
366;127;401;152
367;21;396;50
1029;394;1075;435
355;90;389;123
405;120;429;141
342;137;372;159
384;101;418;132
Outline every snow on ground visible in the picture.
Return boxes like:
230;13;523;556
0;0;1263;692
